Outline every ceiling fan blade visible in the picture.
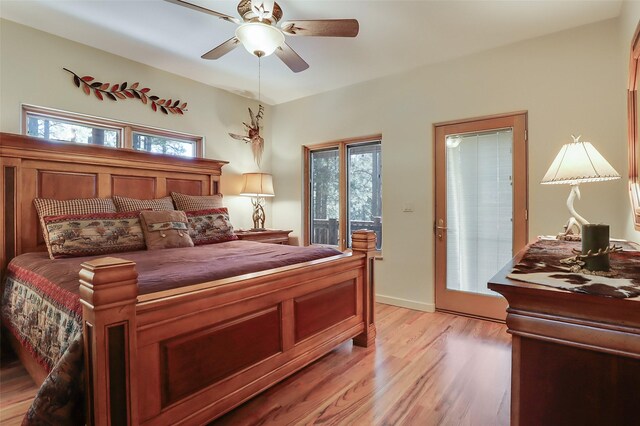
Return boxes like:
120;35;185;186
163;0;241;25
275;43;309;73
281;19;359;37
201;37;241;60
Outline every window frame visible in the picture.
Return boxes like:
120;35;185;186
22;104;204;158
303;134;382;252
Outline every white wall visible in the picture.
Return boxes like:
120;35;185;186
271;18;631;312
0;19;269;230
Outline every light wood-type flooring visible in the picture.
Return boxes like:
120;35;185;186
0;304;511;425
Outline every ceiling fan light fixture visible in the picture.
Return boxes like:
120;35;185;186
235;22;284;57
250;0;274;20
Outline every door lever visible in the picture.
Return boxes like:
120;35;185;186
435;219;447;239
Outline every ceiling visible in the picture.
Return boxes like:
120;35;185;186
0;0;623;105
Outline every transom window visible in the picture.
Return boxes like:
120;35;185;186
304;135;383;251
22;105;203;158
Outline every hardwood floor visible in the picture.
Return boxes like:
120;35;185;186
0;357;39;425
0;304;511;425
214;304;511;425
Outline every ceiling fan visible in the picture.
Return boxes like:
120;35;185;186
164;0;359;72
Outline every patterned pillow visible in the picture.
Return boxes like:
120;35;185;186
171;192;223;211
139;210;194;250
34;198;117;254
113;195;175;212
42;211;145;259
186;208;238;245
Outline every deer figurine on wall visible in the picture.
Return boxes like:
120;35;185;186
229;105;264;168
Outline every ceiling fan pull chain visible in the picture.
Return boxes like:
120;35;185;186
258;55;261;103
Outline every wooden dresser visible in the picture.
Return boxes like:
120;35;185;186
235;229;292;245
488;252;640;426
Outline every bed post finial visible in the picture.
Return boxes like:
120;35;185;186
80;257;139;426
351;230;377;347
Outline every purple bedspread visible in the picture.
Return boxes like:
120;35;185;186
1;241;342;424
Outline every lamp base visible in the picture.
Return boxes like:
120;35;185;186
556;184;589;240
251;197;266;230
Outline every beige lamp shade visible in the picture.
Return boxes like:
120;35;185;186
541;137;620;185
240;173;275;197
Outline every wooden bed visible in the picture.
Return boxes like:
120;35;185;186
0;132;377;425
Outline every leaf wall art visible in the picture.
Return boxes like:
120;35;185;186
63;68;188;115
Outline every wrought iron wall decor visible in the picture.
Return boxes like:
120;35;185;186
63;68;188;115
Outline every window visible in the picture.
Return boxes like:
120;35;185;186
304;135;382;251
132;132;197;157
22;105;203;157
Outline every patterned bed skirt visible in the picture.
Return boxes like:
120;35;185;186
2;263;85;424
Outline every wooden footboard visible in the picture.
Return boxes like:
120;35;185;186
80;230;377;426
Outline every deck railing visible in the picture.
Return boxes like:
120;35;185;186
312;217;382;250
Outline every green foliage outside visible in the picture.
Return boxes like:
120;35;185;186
311;144;382;222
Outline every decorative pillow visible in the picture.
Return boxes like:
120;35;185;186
185;208;238;246
42;211;145;259
171;192;223;211
139;210;194;250
34;197;117;254
113;195;175;212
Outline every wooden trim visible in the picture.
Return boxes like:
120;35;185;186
22;104;126;145
21;104;204;158
0;158;21;275
433;110;529;128
338;143;347;248
302;134;383;250
123;126;133;150
352;230;377;347
434;112;528;320
235;229;292;244
0;132;225;266
628;22;640;230
303;145;311;246
80;257;139;426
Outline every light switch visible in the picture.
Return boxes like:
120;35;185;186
402;203;414;213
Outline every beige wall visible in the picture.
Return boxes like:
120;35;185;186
0;19;269;230
271;18;631;312
620;1;640;241
3;12;638;312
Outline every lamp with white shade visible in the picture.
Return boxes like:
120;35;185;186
240;172;275;230
541;135;620;237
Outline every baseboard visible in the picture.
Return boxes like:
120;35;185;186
375;294;435;312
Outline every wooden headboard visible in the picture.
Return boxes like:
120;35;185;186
0;132;227;269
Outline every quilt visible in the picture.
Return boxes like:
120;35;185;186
1;240;343;424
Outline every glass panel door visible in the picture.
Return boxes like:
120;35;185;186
446;130;513;295
309;148;340;246
434;113;527;320
347;142;382;249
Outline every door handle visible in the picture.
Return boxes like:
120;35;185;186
435;219;447;239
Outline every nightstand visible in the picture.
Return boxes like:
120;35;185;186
235;229;292;245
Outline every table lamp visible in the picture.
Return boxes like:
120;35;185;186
541;135;620;238
240;172;274;231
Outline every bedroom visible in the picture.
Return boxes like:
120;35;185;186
1;0;640;425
